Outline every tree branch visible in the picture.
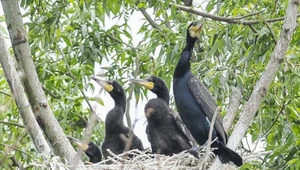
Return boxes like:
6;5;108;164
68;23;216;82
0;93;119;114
1;0;77;163
0;90;12;98
42;86;61;99
258;14;277;44
124;52;141;128
223;87;242;133
209;0;299;168
171;3;300;25
0;30;52;160
57;47;99;166
106;33;138;51
138;7;162;31
202;107;220;169
0;120;25;128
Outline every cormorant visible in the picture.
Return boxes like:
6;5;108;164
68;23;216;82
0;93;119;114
144;98;192;155
130;76;197;155
68;136;102;163
92;76;144;159
173;22;243;166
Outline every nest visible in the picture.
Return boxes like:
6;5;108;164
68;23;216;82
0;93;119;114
68;147;217;170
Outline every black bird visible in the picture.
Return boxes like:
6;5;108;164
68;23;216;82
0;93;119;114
130;76;197;155
144;98;192;155
173;22;243;166
92;76;144;159
68;136;102;163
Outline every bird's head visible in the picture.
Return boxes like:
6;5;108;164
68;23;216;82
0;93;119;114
187;21;204;40
68;136;102;163
84;142;101;160
92;76;125;99
130;76;166;95
77;141;101;163
144;99;168;121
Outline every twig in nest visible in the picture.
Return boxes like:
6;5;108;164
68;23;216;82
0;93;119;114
119;131;134;152
202;107;221;169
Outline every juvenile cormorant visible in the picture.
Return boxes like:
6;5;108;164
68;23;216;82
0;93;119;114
144;98;192;155
173;22;243;166
130;76;197;155
92;76;144;159
68;136;102;163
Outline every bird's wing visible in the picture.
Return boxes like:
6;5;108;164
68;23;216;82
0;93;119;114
188;76;227;143
168;107;198;146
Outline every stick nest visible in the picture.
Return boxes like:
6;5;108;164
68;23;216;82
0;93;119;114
69;147;216;170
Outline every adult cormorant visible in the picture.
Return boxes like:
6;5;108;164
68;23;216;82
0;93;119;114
92;76;144;159
130;76;197;155
68;136;102;163
173;22;243;166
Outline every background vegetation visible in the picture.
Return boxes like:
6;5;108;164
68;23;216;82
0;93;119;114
0;0;299;169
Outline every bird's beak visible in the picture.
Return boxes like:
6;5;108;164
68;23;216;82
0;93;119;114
76;142;89;151
68;136;89;151
192;21;204;34
130;78;154;90
92;76;113;92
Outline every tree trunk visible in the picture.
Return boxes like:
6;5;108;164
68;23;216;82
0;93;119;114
0;31;52;159
1;0;77;163
209;0;299;169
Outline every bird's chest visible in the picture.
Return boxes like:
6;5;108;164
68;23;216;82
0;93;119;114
173;78;210;143
174;78;201;116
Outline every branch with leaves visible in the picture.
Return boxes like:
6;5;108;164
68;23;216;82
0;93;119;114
209;0;299;168
171;3;300;25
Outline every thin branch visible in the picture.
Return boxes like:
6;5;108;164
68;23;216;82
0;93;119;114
223;87;242;133
58;47;100;166
124;52;140;128
0;120;25;128
138;7;162;31
248;24;258;34
106;33;137;51
162;12;171;29
171;3;300;25
0;90;12;97
42;86;60;99
0;143;33;159
243;151;272;161
258;14;278;44
202;107;220;169
252;100;286;153
234;10;265;20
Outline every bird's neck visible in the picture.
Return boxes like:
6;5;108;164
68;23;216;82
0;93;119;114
156;89;170;105
174;38;196;78
114;96;126;111
105;96;126;133
186;38;197;51
105;107;126;134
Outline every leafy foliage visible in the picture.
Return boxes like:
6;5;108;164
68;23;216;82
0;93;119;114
0;0;299;169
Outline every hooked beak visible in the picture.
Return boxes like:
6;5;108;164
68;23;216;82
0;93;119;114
189;21;204;38
130;78;154;90
92;76;113;92
68;136;89;151
193;21;204;33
